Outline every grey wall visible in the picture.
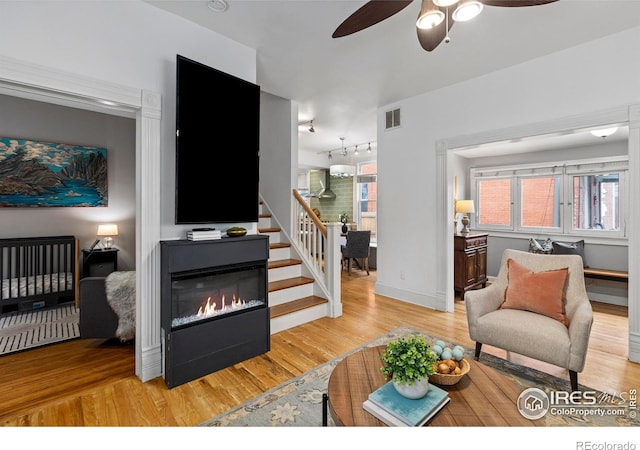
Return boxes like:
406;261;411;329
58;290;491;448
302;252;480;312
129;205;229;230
0;94;136;270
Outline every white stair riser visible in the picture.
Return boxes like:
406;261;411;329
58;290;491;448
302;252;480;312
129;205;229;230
268;264;302;282
268;246;291;261
269;284;314;306
261;231;281;243
259;216;271;228
270;304;328;334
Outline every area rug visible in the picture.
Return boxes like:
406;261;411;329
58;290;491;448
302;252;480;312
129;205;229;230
0;303;79;356
200;325;639;427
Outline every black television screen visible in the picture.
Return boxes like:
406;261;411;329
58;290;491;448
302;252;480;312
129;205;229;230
175;55;260;224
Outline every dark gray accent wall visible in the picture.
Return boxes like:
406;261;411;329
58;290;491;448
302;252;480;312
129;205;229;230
0;94;136;270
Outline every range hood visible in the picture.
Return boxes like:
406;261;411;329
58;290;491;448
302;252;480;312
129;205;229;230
316;170;336;199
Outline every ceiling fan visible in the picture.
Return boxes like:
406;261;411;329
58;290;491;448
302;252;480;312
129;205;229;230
332;0;559;52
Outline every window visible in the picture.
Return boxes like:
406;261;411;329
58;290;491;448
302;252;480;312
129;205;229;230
477;178;512;228
520;176;561;230
571;173;620;231
357;162;377;242
471;158;627;238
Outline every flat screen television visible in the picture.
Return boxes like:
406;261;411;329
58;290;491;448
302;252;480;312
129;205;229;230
175;54;260;224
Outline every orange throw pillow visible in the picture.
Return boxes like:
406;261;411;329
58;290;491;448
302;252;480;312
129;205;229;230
500;258;570;326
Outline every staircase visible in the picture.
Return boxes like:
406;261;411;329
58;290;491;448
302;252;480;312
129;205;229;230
258;202;330;334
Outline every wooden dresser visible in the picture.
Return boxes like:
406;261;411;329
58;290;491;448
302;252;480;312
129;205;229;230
454;232;488;300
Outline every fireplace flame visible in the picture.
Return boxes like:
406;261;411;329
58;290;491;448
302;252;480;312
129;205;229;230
196;294;247;319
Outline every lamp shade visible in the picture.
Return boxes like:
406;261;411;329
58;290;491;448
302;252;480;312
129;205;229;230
455;200;475;214
97;224;119;236
330;164;355;177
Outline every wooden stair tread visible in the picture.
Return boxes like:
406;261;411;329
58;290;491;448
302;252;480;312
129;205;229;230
270;242;290;249
268;259;301;269
259;227;281;233
268;276;314;292
259;213;271;218
270;296;328;319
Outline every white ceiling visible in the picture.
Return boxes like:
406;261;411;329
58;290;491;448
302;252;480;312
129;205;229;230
147;0;640;159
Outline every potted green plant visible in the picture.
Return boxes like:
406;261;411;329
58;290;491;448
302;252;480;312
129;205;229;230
380;334;439;399
339;212;349;233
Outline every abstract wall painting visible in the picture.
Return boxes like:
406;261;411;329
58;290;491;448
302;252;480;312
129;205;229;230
0;137;108;207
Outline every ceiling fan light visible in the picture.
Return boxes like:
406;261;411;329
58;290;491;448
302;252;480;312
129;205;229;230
433;0;458;6
416;9;445;29
452;0;483;22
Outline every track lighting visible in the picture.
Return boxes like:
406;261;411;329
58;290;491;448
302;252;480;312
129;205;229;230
318;139;377;159
298;119;316;133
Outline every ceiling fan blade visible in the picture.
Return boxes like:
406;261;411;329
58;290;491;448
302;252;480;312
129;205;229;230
416;2;454;52
332;0;414;38
480;0;558;7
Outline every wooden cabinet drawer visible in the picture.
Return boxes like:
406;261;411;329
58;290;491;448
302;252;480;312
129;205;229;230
464;236;487;250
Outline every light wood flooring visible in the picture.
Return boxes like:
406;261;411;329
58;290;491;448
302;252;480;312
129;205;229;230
0;270;637;426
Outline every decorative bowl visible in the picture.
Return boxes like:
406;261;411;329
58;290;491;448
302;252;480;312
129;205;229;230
226;229;247;237
429;358;471;386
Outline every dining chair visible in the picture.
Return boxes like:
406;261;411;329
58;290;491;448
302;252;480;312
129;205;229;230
341;230;371;275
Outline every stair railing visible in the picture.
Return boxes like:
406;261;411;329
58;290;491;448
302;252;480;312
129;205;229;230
292;189;342;317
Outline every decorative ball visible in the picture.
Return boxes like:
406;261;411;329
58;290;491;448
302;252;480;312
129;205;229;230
435;340;446;349
432;344;443;356
453;345;465;354
451;348;464;361
440;348;452;361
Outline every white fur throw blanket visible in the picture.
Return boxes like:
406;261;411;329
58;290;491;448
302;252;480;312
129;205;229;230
105;271;136;342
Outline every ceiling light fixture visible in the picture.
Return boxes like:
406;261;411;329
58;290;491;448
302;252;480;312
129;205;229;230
433;0;458;6
416;6;444;30
206;0;228;13
298;119;315;133
317;139;377;158
452;0;483;22
590;127;618;138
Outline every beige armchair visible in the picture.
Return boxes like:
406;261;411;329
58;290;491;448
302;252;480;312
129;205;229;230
465;249;593;391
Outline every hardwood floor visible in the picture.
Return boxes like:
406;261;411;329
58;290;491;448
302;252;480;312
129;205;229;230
0;270;637;427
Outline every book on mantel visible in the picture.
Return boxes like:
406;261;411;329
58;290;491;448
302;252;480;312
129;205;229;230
187;230;221;241
363;381;450;427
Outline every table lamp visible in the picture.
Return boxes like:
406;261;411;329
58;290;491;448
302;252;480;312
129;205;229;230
97;224;119;249
455;200;475;234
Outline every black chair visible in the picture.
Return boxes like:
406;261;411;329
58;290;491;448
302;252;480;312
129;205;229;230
341;230;371;275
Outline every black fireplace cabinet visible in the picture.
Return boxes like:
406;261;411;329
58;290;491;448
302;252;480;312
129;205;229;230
160;235;270;388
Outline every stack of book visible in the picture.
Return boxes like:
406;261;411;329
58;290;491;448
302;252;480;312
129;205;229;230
363;381;450;426
187;229;221;241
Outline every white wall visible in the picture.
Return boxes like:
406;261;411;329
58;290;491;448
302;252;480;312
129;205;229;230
376;27;640;310
0;0;257;241
259;93;297;235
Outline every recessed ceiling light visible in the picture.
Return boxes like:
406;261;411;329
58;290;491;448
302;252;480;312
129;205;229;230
207;0;228;13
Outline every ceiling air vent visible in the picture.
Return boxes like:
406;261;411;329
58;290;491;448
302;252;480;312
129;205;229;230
385;108;401;130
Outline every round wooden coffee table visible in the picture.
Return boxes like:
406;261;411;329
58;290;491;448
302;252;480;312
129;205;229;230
325;345;544;426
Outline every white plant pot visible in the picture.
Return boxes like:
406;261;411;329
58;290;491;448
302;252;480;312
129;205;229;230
392;374;430;399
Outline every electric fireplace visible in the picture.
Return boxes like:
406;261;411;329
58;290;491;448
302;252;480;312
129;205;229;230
161;235;270;388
